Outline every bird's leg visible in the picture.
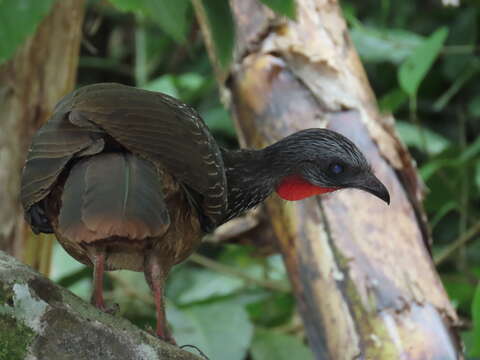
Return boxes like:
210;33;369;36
90;246;108;312
145;257;175;344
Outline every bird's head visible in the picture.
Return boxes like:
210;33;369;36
266;128;390;204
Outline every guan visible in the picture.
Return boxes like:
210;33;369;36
21;83;390;344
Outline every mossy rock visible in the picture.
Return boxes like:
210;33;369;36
0;251;201;360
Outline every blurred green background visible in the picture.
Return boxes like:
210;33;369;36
2;0;480;358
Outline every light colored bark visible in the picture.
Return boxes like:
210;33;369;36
0;251;201;360
195;0;462;358
0;0;84;272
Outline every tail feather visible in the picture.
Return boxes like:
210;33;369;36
58;153;170;243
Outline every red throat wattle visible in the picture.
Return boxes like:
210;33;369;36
276;175;338;201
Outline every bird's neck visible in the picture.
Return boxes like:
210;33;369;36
220;148;278;224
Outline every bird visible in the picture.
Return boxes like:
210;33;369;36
20;82;390;344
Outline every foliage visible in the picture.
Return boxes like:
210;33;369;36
0;0;56;64
2;0;480;358
198;0;235;68
108;0;191;42
398;27;448;97
259;0;296;20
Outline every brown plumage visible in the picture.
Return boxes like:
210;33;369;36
21;83;390;344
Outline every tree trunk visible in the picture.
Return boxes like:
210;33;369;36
194;0;462;358
0;251;201;360
0;0;84;273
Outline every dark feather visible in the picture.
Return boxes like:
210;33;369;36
58;153;170;244
66;83;227;227
20;110;104;213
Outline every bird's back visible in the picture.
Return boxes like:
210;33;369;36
21;83;227;234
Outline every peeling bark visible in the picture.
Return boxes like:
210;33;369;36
0;0;84;268
0;251;201;360
195;0;462;358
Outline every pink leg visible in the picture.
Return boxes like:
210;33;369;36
90;248;107;311
145;260;175;344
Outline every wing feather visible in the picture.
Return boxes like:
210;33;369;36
22;83;227;229
20;110;104;211
68;83;227;227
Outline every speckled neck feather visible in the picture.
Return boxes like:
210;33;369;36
220;148;276;224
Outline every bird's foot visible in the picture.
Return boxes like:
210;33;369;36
92;300;119;315
145;325;177;345
103;302;120;315
162;333;177;346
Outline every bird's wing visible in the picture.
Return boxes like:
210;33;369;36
20;109;104;213
21;83;227;230
58;153;170;243
67;83;227;229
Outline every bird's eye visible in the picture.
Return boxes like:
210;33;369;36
330;163;344;175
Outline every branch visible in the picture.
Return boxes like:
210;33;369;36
0;251;201;360
189;253;290;293
434;220;480;265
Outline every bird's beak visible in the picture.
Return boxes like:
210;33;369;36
355;173;390;204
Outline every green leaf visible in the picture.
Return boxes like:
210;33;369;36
420;158;457;182
142;75;179;98
441;273;477;312
259;0;296;20
0;0;56;64
475;162;480;192
107;0;139;12
468;95;480;117
469;282;480;356
176;72;208;102
247;293;294;327
398;27;449;96
143;0;190;43
200;0;235;68
202;107;237;137
109;0;190;42
442;8;477;80
395;121;451;155
433;59;480;112
168;301;253;360
430;201;456;229
464;330;480;358
379;88;408;112
166;266;245;305
251;328;314;360
350;26;424;64
459;135;480;163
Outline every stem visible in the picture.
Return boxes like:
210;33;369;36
135;14;148;87
380;0;390;26
189;253;290;293
457;112;469;270
433;65;479;111
409;95;428;156
441;45;476;55
434;220;480;266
